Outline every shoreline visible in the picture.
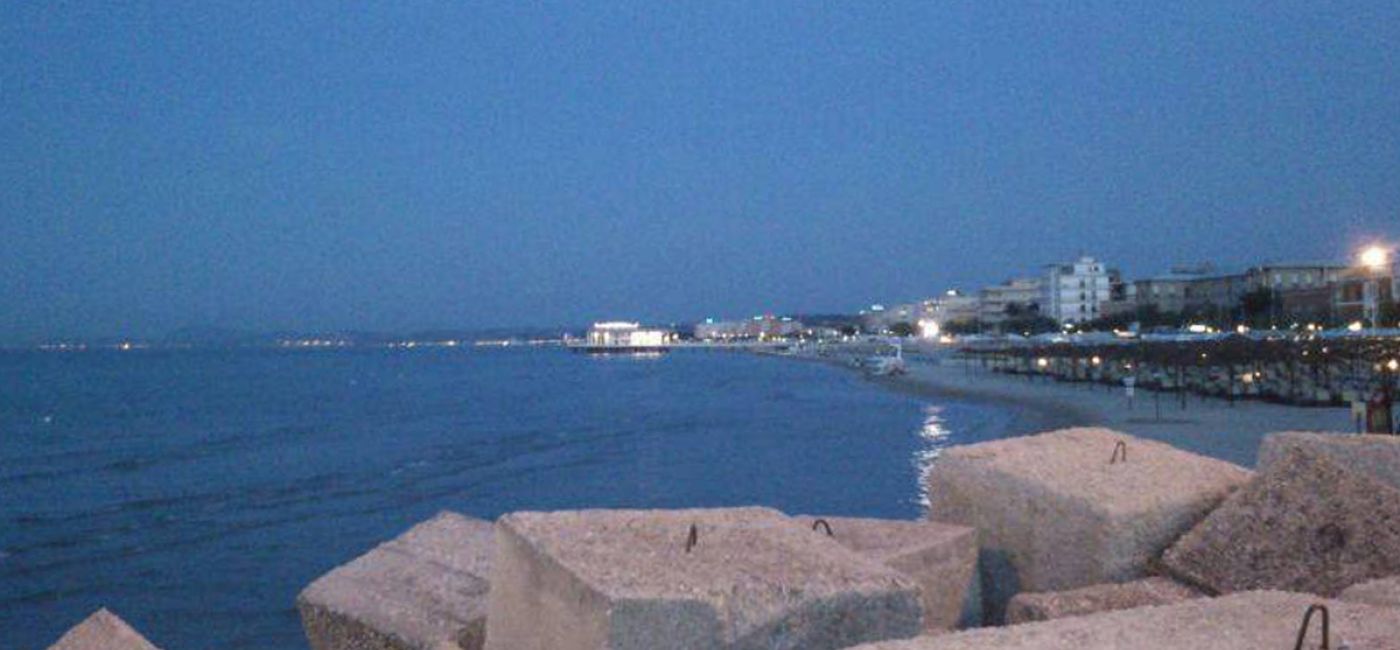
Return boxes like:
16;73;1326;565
776;343;1355;468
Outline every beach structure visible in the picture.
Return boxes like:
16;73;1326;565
572;321;673;353
1163;445;1400;596
925;428;1251;622
1004;577;1202;624
958;330;1400;409
794;515;981;632
846;591;1400;650
45;609;161;650
484;507;923;650
297;512;495;650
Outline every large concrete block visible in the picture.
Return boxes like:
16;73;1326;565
795;515;981;632
847;591;1400;649
1339;575;1400;608
1005;577;1202;624
925;428;1251;621
1162;447;1400;597
47;609;161;650
484;507;923;650
298;511;495;650
1259;431;1400;490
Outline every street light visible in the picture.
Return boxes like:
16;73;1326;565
1360;245;1390;270
1357;244;1394;330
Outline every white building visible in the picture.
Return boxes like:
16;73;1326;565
1044;257;1112;325
584;322;671;349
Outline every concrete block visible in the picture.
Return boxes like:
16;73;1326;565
484;506;922;650
1163;447;1400;596
298;511;495;650
846;591;1400;649
794;515;981;631
1339;575;1400;608
1005;577;1202;624
47;609;161;650
925;428;1251;621
1259;431;1400;491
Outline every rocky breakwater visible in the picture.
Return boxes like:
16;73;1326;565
923;427;1253;622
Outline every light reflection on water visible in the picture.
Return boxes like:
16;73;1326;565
914;404;952;509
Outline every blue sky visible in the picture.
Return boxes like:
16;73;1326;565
2;2;1398;340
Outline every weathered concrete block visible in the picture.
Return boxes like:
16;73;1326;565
795;515;981;632
298;511;495;650
1259;431;1400;490
484;507;923;650
925;428;1251;621
1163;447;1400;596
846;591;1400;649
47;609;161;650
1005;577;1202;624
1339;575;1400;608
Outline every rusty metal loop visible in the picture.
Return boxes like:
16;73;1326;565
811;518;834;536
684;523;698;553
1293;604;1330;650
1110;440;1128;464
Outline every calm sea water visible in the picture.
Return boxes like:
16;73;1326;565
0;348;1016;649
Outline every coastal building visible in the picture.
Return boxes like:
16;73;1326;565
858;304;898;334
1100;268;1136;319
1333;265;1396;326
580;322;673;350
1043;257;1112;325
1183;273;1247;320
693;315;803;340
917;291;981;332
1242;262;1345;324
1133;273;1201;314
978;278;1043;325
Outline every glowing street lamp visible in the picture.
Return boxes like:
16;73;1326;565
1359;245;1390;270
1357;244;1393;329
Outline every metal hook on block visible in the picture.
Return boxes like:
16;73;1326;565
684;523;698;553
1292;604;1330;650
811;518;834;536
1110;440;1128;464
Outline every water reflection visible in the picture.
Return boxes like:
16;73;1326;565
914;404;952;509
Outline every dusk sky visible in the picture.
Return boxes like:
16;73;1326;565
3;2;1398;341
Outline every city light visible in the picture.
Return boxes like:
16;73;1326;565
917;319;941;339
1359;245;1391;270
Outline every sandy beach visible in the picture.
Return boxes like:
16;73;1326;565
799;343;1357;468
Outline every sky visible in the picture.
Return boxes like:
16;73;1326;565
2;2;1399;341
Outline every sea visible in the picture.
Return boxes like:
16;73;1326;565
0;347;1020;649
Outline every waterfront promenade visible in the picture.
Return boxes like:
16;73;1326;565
790;342;1355;468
